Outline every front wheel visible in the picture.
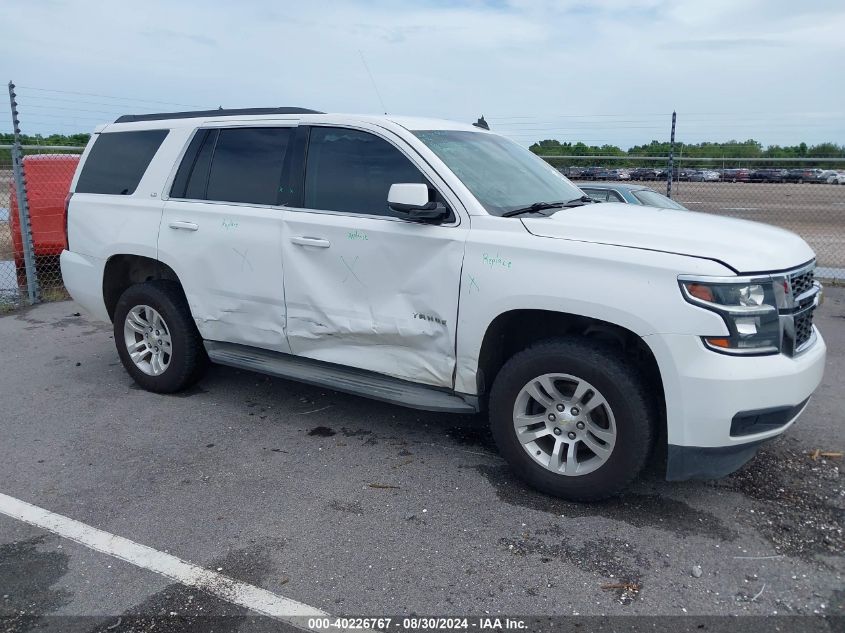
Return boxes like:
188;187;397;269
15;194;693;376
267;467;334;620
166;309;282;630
489;338;655;501
113;281;208;393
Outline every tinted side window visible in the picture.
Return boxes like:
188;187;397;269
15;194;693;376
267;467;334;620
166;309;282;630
607;191;625;202
205;127;291;205
304;127;426;215
76;130;168;195
171;129;212;199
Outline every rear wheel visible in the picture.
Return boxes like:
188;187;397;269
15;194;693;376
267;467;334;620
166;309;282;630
489;338;655;501
113;281;207;393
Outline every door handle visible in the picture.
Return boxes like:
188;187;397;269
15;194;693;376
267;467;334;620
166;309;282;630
290;236;331;248
169;221;198;231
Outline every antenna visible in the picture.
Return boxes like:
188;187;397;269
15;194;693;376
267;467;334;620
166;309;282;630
358;50;387;115
473;115;489;130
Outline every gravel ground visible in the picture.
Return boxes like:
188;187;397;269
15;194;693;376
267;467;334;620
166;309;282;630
0;288;842;630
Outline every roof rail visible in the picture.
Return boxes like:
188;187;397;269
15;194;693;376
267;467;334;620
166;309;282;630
114;107;323;123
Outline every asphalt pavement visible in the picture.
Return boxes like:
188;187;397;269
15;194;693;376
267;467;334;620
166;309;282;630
0;288;843;631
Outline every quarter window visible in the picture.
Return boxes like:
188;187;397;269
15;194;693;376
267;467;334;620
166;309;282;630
76;130;168;195
304;127;427;215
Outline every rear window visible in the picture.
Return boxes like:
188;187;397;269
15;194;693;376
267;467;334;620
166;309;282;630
75;130;168;195
631;189;687;210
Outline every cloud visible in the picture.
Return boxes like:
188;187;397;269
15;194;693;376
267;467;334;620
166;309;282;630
661;37;787;51
2;0;843;148
141;28;218;48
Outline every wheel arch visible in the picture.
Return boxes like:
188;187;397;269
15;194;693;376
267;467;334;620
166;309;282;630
474;308;666;444
102;254;183;322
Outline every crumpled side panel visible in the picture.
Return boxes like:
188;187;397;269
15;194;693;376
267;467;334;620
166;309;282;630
159;200;291;354
283;213;467;388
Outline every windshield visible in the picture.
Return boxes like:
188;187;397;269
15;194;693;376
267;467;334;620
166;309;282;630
413;130;584;216
631;189;687;210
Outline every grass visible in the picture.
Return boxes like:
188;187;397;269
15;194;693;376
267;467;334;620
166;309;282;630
40;286;70;302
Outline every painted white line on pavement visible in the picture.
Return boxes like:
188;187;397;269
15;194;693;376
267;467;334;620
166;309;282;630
0;491;326;623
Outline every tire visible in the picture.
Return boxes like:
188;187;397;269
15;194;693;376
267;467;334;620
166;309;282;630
488;338;655;501
113;280;208;393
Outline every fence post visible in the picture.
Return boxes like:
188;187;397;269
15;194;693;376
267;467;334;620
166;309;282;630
666;110;676;198
7;81;39;304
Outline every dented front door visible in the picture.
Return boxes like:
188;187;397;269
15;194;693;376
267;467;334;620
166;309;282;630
281;125;467;388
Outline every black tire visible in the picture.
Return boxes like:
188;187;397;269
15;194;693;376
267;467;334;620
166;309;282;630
489;338;655;501
113;281;208;393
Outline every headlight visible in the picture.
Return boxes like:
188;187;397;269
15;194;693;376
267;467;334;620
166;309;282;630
679;277;781;355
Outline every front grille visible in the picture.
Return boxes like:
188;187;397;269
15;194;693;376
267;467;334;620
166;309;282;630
790;268;814;297
794;309;815;349
784;263;817;355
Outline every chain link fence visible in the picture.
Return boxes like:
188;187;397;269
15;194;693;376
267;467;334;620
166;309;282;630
0;145;82;312
542;155;845;281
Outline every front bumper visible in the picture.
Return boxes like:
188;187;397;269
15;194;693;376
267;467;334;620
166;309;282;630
643;330;826;480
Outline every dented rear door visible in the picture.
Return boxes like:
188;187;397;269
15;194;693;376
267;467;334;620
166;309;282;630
159;122;297;352
282;124;468;388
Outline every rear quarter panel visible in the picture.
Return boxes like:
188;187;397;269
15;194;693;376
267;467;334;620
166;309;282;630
67;128;191;262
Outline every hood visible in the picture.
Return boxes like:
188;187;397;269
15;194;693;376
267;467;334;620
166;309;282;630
521;203;815;273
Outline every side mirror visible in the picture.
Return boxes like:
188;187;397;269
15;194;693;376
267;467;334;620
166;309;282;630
388;183;450;224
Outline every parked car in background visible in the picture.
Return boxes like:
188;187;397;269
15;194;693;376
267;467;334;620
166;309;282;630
818;170;840;184
576;183;688;210
826;172;845;185
559;166;585;179
629;167;660;181
579;166;613;180
783;168;825;183
749;168;788;183
688;170;720;182
720;168;751;182
608;168;630;180
656;167;697;181
9;154;80;282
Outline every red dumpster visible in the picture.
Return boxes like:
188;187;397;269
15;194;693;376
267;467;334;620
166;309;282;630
9;154;80;279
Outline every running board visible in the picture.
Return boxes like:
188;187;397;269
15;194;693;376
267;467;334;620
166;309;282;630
204;341;478;414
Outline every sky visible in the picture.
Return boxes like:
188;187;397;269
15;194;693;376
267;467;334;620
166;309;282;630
2;0;844;149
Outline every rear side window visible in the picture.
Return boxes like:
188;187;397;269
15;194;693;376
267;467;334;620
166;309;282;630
171;127;292;205
582;189;609;202
76;130;168;195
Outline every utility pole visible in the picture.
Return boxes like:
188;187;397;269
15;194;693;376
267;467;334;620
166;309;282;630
667;111;676;198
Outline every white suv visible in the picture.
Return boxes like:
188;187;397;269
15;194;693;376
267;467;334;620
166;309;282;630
61;107;826;500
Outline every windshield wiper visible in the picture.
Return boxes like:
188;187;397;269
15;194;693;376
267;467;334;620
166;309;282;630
502;201;566;217
502;196;593;218
560;195;594;207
